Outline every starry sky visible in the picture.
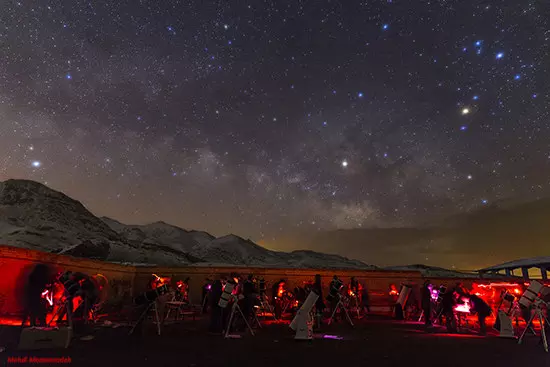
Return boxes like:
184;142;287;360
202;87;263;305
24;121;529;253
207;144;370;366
0;0;549;251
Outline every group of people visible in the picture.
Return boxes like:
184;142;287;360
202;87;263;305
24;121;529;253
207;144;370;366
421;280;492;335
202;273;370;334
21;264;99;339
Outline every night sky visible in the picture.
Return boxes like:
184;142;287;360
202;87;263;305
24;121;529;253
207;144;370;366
1;1;549;250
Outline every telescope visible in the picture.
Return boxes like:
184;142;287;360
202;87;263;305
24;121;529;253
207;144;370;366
290;290;319;340
57;271;81;297
327;278;344;300
219;278;237;308
134;284;170;306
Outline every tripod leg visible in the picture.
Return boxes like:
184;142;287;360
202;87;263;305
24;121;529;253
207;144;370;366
539;311;548;352
254;309;262;329
66;298;74;330
328;303;338;325
236;305;255;336
154;302;161;336
340;301;354;327
225;306;236;338
48;302;64;326
129;303;153;335
518;311;537;344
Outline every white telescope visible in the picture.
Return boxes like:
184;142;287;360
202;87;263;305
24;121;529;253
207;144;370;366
290;290;319;340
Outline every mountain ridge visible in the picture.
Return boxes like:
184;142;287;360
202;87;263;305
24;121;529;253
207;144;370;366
0;179;374;269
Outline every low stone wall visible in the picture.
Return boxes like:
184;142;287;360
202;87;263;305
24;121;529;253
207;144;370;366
0;244;502;317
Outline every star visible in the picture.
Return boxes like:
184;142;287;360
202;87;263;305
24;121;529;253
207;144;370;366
66;74;72;80
481;199;488;205
496;52;504;59
382;24;389;30
467;174;473;180
224;24;229;30
514;74;521;80
461;108;470;115
472;95;479;100
475;40;482;46
460;125;467;131
341;160;349;167
358;92;364;98
31;161;41;168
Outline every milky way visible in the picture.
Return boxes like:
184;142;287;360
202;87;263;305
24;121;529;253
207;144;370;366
0;1;549;248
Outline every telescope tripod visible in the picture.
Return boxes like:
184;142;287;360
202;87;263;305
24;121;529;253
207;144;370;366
129;300;162;336
327;296;354;327
518;304;549;352
47;296;79;329
258;294;278;321
224;300;255;338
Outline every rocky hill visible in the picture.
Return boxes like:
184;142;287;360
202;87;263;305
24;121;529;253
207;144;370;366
0;179;373;269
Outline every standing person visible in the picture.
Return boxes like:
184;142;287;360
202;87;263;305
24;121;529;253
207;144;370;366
441;287;457;333
362;285;371;314
468;293;492;335
208;279;224;334
22;264;51;327
242;274;257;325
312;274;325;327
421;280;433;329
327;276;343;322
271;279;285;319
201;279;211;314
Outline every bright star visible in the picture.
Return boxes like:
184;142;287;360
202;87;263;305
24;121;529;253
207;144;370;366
323;121;327;126
473;95;479;100
341;160;349;167
358;92;364;98
496;52;504;59
460;125;467;131
514;74;521;80
382;24;389;30
32;161;41;168
532;93;538;98
475;40;482;46
467;174;473;180
66;74;72;80
481;199;488;205
224;24;229;30
461;108;470;115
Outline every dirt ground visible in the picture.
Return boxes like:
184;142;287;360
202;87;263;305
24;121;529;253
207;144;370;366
1;314;549;367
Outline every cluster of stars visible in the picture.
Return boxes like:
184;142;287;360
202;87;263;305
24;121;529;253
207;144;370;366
0;0;547;251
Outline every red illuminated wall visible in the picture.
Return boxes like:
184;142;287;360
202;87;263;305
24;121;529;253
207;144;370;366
0;245;135;316
0;244;517;317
